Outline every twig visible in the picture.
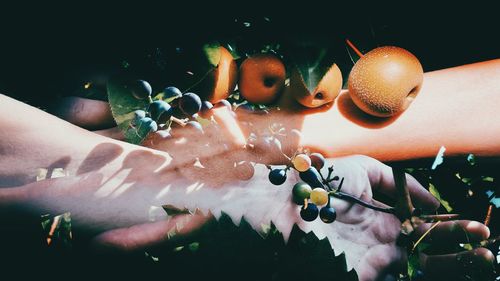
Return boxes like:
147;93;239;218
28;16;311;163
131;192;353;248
170;116;187;127
419;214;460;222
345;39;364;58
484;204;493;226
412;221;442;252
393;168;414;222
329;191;395;214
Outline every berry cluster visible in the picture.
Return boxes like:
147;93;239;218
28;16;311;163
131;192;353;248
126;79;353;225
266;151;343;224
128;79;209;139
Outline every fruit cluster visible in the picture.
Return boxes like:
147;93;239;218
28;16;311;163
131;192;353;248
267;151;342;224
126;77;345;224
119;41;426;226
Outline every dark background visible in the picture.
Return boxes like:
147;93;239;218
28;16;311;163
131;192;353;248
0;3;498;280
0;3;498;109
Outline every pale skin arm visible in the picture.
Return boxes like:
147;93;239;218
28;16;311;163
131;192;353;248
0;59;498;280
299;59;500;161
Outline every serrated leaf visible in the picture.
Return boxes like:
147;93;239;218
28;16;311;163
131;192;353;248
159;213;358;281
289;45;336;93
157;161;397;277
429;183;453;212
107;78;149;144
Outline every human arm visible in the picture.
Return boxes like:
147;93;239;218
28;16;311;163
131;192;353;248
0;94;494;281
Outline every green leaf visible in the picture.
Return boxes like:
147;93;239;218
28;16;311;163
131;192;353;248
107;78;149;144
158;213;358;281
429;183;453;212
408;243;429;278
40;212;72;248
289;44;336;93
203;42;222;67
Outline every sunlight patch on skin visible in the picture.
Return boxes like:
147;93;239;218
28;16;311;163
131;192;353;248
154;184;172;200
110;181;135;198
185;182;203;194
94;169;130;198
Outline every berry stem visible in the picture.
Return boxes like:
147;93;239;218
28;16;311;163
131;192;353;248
170;116;187;127
345;39;364;58
419;213;460;222
329;190;395;214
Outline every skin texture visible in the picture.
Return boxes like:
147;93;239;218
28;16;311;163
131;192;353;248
348;46;424;117
238;53;286;104
1;59;499;280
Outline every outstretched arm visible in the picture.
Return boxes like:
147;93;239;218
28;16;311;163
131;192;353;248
299;59;500;161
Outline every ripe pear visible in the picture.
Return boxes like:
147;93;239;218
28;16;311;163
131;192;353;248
348;46;424;117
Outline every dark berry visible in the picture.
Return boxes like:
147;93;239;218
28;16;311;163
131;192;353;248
163;86;182;100
199;101;214;118
319;206;337;223
300;203;319;222
179;92;202;116
129;80;152;100
148;100;173;123
299;167;323;188
137;117;158;136
268;168;287;185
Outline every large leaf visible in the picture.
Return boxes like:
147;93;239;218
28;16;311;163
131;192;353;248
107;78;149;144
173;42;222;93
157;213;358;281
288;44;337;93
156;162;401;276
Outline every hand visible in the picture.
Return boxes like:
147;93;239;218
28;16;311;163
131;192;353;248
45;95;495;281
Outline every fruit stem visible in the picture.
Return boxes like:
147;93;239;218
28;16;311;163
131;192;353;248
412;221;441;252
329;190;395;214
170;116;187;127
345;39;364;58
419;213;460;222
484;204;493;226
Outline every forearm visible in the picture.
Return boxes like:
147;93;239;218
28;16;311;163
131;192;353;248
300;59;500;161
0;94;165;186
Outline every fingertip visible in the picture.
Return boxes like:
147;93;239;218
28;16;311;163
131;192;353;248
464;221;490;241
472;247;495;264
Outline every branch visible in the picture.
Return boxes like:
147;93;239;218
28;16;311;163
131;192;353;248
329;191;395;214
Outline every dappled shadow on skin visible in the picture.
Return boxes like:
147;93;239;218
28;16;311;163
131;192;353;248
0;156;72;187
47;156;71;178
337;91;401;129
121;150;166;183
77;143;123;175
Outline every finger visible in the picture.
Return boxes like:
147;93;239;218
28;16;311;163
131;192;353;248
421;247;496;281
413;220;490;245
90;212;212;253
362;157;440;212
50;96;115;130
93;127;124;141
